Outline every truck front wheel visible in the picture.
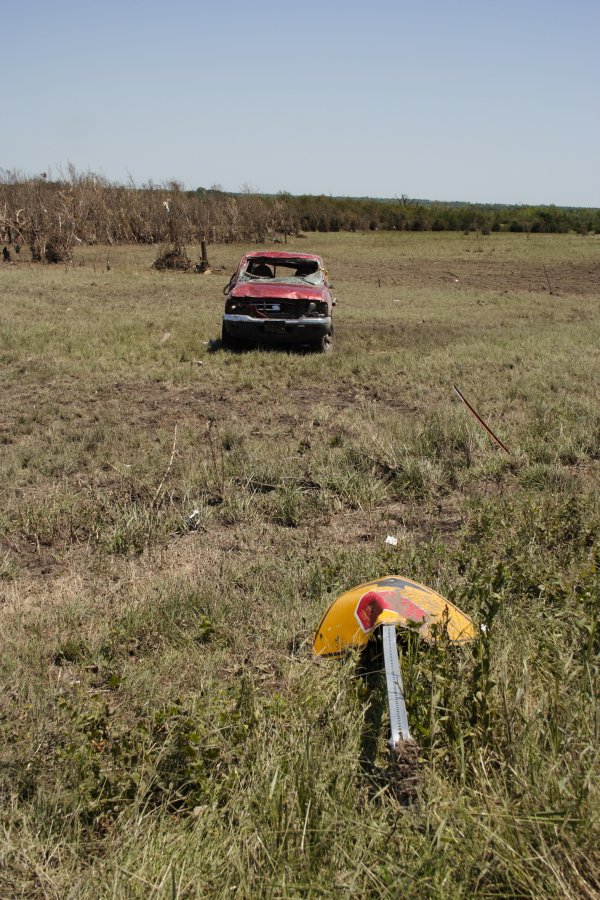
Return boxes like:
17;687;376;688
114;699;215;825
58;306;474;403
311;330;333;353
221;325;241;351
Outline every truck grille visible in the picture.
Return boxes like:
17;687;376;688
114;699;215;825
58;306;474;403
236;299;326;319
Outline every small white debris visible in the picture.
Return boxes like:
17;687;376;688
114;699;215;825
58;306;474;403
187;509;201;530
480;623;487;634
385;535;398;546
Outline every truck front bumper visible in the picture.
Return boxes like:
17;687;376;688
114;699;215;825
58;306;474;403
223;314;332;345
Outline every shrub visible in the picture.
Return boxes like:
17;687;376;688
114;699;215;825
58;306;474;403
152;244;193;271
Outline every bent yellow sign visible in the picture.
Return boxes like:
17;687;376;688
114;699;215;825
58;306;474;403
314;575;476;656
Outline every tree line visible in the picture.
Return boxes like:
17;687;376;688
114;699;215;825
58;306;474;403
285;193;600;235
1;168;597;262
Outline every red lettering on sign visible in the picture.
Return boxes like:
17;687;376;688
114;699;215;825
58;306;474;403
355;589;428;633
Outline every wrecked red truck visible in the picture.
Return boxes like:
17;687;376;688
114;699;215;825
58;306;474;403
221;251;336;352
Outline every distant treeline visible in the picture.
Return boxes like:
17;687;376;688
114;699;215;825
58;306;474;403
1;168;598;262
0;169;294;262
283;193;600;235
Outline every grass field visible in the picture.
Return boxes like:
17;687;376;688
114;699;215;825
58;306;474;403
1;231;599;898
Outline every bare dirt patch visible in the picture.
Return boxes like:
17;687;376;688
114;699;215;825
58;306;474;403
92;379;416;430
341;257;600;295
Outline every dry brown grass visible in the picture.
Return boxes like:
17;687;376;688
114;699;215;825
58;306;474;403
1;231;599;897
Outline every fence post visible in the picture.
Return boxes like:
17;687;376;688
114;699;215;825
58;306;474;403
197;239;210;273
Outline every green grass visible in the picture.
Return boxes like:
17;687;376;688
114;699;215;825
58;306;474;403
0;232;599;897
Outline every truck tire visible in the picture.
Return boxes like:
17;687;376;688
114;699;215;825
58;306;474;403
311;329;333;353
221;324;241;351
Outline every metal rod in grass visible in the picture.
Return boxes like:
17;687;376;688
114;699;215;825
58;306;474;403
152;424;178;506
381;260;398;285
452;385;510;455
206;419;226;499
543;264;555;295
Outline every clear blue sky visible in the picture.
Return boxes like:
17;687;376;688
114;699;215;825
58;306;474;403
3;0;599;205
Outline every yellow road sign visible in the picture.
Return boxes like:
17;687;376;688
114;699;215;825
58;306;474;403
314;575;476;656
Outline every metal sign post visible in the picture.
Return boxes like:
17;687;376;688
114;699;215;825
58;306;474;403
382;625;411;748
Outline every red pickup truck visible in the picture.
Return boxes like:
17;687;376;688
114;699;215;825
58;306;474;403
222;250;336;352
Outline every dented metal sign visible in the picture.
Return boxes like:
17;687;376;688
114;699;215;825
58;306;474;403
314;575;477;761
313;575;476;656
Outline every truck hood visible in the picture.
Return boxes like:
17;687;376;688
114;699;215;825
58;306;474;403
230;282;328;302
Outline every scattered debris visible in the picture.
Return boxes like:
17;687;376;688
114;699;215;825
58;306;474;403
381;261;398;285
543;264;556;295
152;245;193;271
159;332;172;344
152;424;178;507
452;384;510;455
385;535;398;546
187;509;201;530
235;477;278;493
448;270;463;285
